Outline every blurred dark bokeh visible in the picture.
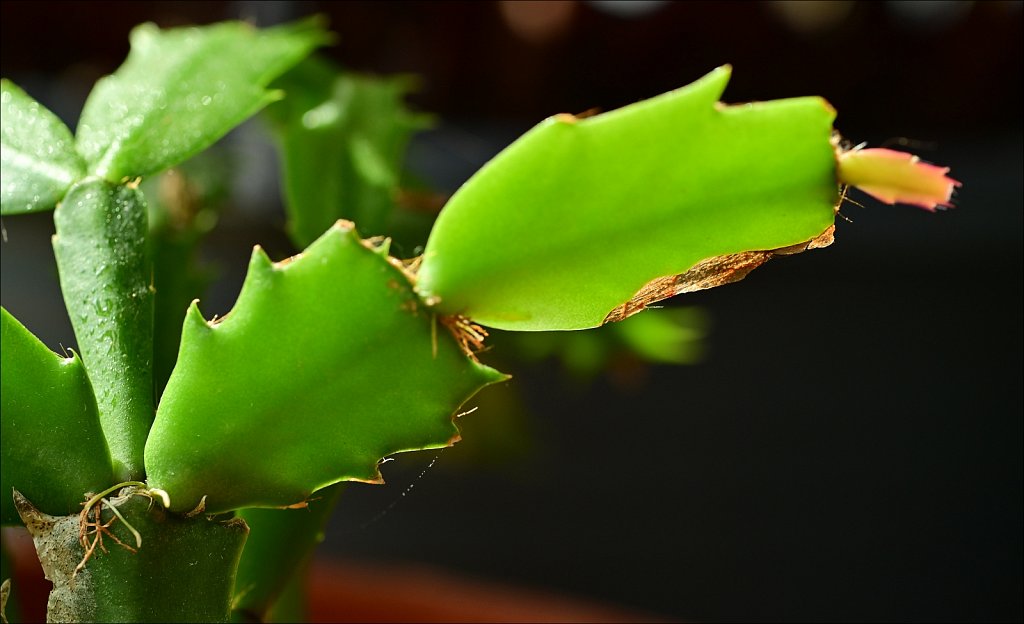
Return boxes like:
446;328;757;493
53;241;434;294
2;2;1021;622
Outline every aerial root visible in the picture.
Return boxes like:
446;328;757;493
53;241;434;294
73;481;160;578
439;314;489;360
74;501;137;578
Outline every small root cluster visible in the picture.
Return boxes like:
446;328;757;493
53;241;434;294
438;314;489;360
74;500;137;578
73;482;158;577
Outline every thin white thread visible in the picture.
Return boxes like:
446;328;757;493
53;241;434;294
360;453;442;530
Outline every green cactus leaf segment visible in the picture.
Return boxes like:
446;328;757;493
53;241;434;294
266;56;432;247
75;18;329;182
146;222;506;513
0;80;86;214
416;66;840;331
0;307;113;525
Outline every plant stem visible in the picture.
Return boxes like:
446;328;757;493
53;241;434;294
52;178;154;480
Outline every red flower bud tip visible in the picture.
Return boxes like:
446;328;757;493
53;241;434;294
836;147;960;212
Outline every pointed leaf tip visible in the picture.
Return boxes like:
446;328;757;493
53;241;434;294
837;147;960;212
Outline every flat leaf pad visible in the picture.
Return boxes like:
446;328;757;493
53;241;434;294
146;222;504;513
416;66;839;331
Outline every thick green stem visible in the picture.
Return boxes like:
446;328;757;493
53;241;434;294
15;488;248;622
53;178;154;480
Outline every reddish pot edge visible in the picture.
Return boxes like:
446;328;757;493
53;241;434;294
4;527;669;623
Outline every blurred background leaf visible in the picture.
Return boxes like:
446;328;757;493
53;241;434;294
142;148;230;395
264;55;433;249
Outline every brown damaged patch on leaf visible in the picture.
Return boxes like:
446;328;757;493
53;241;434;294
603;225;836;324
350;223;424;289
361;235;390;250
223;517;249;532
1;578;10;624
347;474;387;486
554;108;602;125
13;490;96;622
271;250;302;268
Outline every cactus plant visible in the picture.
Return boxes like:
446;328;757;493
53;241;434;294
0;18;956;623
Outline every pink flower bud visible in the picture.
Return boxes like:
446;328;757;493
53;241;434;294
836;147;960;212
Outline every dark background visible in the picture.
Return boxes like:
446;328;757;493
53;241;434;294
2;2;1021;621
